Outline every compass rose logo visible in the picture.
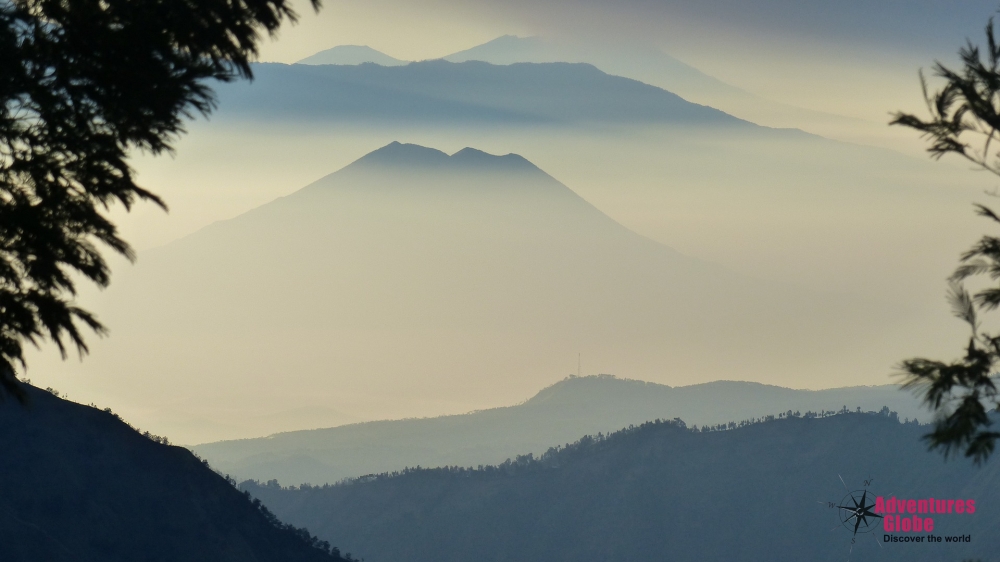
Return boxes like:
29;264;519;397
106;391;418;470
838;488;883;535
821;475;885;557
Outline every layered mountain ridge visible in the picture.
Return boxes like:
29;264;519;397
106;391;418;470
214;60;756;127
193;374;929;486
244;411;1000;562
77;142;911;444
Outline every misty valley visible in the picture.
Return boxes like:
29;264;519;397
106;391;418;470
4;6;1000;562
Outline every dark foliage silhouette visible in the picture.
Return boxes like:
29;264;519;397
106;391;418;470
891;19;1000;463
0;0;319;400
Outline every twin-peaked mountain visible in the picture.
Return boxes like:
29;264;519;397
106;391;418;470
92;143;902;442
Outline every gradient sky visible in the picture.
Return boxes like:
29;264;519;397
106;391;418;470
104;0;1000;254
258;0;998;120
23;2;1000;444
100;0;999;255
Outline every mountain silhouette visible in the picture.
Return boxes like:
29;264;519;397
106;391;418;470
243;412;1000;562
348;142;537;172
270;41;865;138
214;60;750;126
193;375;929;486
439;35;866;135
89;142;905;444
297;45;407;66
0;385;354;562
442;35;744;103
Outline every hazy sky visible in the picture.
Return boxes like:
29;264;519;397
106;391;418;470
257;0;998;119
25;2;1000;444
37;121;992;444
104;0;1000;255
261;0;998;61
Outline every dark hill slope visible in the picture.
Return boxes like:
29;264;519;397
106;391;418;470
245;413;1000;562
0;386;355;562
194;375;928;486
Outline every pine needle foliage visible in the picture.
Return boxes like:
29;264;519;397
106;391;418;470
0;0;319;400
891;19;1000;464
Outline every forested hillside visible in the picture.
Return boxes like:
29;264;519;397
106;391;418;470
245;411;999;562
196;375;927;485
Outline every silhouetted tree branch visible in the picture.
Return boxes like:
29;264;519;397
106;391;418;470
891;18;1000;464
0;0;319;401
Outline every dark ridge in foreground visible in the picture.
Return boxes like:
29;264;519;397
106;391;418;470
245;411;999;562
0;385;356;562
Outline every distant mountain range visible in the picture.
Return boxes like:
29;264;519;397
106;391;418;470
440;35;742;103
297;45;407;66
0;385;353;562
290;37;869;137
244;411;999;562
214;60;753;127
87;142;909;444
194;375;929;486
441;36;768;113
292;37;745;110
440;36;877;136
